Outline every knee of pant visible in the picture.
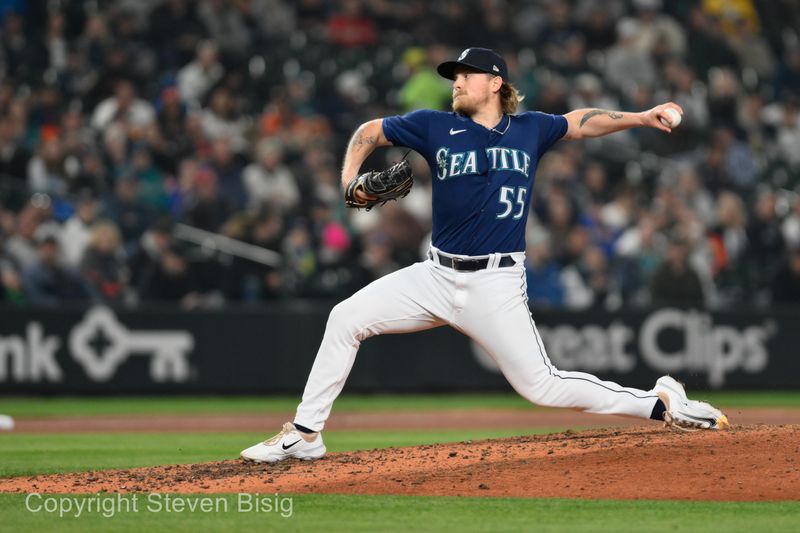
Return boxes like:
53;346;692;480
327;299;368;340
518;373;559;406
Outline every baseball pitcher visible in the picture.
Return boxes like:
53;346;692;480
241;48;729;463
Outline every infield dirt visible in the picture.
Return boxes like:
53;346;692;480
2;424;798;501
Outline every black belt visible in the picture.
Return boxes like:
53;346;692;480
428;250;516;271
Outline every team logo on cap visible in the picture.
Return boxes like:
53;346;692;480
458;49;470;61
493;65;499;72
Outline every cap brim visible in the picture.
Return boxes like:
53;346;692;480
436;61;459;80
437;61;497;80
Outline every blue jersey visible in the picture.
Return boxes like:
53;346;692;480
382;110;568;256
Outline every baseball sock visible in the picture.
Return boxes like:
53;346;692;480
649;399;667;421
293;423;316;434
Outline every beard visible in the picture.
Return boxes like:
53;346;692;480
452;94;477;116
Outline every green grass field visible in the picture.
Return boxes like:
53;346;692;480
0;428;565;477
1;390;798;418
1;392;799;532
1;494;798;533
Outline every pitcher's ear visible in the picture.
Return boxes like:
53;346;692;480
492;76;503;93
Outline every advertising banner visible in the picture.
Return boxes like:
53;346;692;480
0;305;792;393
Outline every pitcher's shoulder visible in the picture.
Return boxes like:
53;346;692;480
512;110;564;123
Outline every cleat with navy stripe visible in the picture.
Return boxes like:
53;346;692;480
653;376;730;431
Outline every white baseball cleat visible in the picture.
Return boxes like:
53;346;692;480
240;422;326;463
653;376;730;431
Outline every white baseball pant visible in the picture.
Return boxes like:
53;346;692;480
294;247;660;431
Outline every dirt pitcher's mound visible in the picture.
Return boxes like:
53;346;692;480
2;425;798;501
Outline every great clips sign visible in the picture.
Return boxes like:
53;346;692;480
473;308;781;389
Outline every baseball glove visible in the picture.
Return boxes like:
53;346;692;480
344;160;413;211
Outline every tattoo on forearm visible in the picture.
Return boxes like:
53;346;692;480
344;130;377;177
353;133;377;147
579;109;624;128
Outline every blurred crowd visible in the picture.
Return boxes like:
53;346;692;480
1;0;800;310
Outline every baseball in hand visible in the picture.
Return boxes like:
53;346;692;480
659;108;682;128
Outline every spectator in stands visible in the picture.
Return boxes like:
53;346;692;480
604;18;657;93
579;160;612;205
686;8;739;80
649;235;705;307
771;247;800;305
327;0;378;49
249;0;297;40
70;150;109;196
630;0;686;57
282;219;316;295
200;87;249;154
181;166;231;232
614;213;666;305
44;10;68;75
128;216;173;289
230;209;285;301
148;0;206;69
707;68;741;131
207;138;246;209
773;98;800;171
673;166;715;227
306;209;357;297
398;46;452;113
525;236;565;308
23;234;95;306
1;11;46;83
0;114;30;183
78;13;112;71
146;87;192;175
198;0;254;62
130;146;168;212
91;79;156;139
4;206;46;270
137;243;198;306
107;7;158;86
80;220;128;302
539;191;578;261
347;230;396;289
243;138;299;212
744;190;786;295
27;139;68;198
782;195;800;250
104;175;153;255
699;128;756;193
578;4;618;52
708;191;748;303
568;73;620;115
0;222;25;304
728;15;775;81
0;256;25;304
538;0;580;55
177;41;224;108
774;46;800;101
561;244;616;310
60;191;102;267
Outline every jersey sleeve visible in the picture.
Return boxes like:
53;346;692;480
530;112;568;154
381;109;436;156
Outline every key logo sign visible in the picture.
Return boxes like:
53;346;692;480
0;306;194;383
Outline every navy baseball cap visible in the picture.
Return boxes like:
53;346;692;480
437;47;508;81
